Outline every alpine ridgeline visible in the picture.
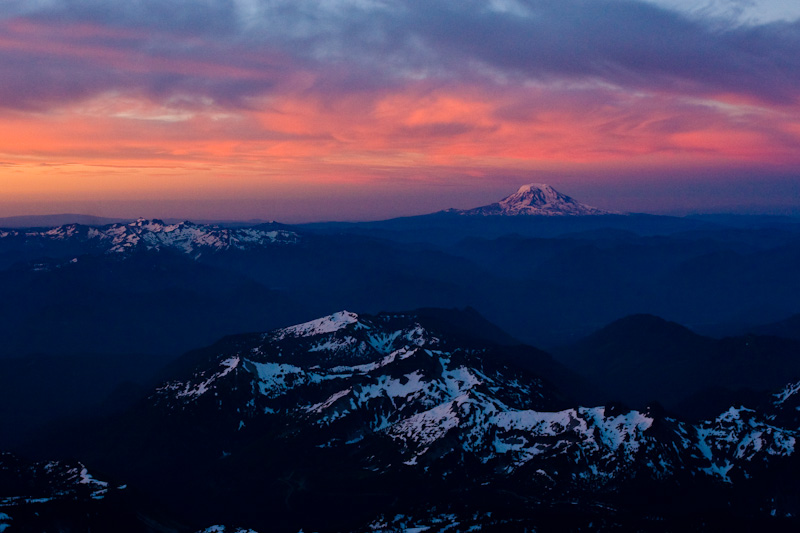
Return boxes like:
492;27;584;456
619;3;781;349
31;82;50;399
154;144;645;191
44;309;800;532
0;217;299;258
456;183;615;216
0;452;142;532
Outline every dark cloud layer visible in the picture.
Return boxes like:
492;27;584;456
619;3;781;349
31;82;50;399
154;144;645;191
1;0;799;110
407;0;800;102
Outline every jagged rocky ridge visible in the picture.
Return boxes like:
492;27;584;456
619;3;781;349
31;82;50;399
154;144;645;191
0;452;130;531
197;526;257;533
18;309;800;531
0;452;112;507
153;311;799;501
0;450;177;532
453;183;615;216
0;217;299;258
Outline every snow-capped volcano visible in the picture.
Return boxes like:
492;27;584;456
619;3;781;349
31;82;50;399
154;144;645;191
457;183;615;216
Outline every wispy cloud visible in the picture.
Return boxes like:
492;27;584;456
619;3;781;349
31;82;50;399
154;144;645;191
2;0;800;107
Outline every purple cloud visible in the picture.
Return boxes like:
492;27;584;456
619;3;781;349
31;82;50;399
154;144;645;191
0;0;798;111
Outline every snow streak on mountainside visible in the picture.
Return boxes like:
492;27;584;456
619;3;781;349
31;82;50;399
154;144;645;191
152;311;796;486
693;407;795;482
455;184;616;216
0;218;299;257
197;526;257;533
0;452;144;533
774;381;800;407
0;452;114;507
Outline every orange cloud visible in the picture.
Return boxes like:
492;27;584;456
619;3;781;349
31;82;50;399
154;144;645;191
3;78;800;211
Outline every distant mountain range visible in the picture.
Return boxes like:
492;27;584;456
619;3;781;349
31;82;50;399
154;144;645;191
0;213;130;228
0;183;618;233
1;203;800;356
0;213;275;229
0;218;298;258
4;185;798;236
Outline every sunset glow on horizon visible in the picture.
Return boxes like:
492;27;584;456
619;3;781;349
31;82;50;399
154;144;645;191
2;1;800;222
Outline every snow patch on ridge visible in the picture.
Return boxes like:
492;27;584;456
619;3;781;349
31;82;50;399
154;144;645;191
774;381;800;406
391;395;466;447
247;361;309;398
581;407;654;453
273;311;360;339
163;356;240;400
692;407;796;482
197;527;259;533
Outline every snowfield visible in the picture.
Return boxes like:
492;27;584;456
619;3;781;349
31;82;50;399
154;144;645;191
153;311;800;486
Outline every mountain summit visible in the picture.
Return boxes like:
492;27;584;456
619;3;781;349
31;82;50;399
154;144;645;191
457;183;615;216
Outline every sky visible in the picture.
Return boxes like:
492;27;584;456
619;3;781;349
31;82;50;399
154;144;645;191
1;0;800;222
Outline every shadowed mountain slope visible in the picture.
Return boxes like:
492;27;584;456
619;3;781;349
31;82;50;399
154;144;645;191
558;314;800;414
